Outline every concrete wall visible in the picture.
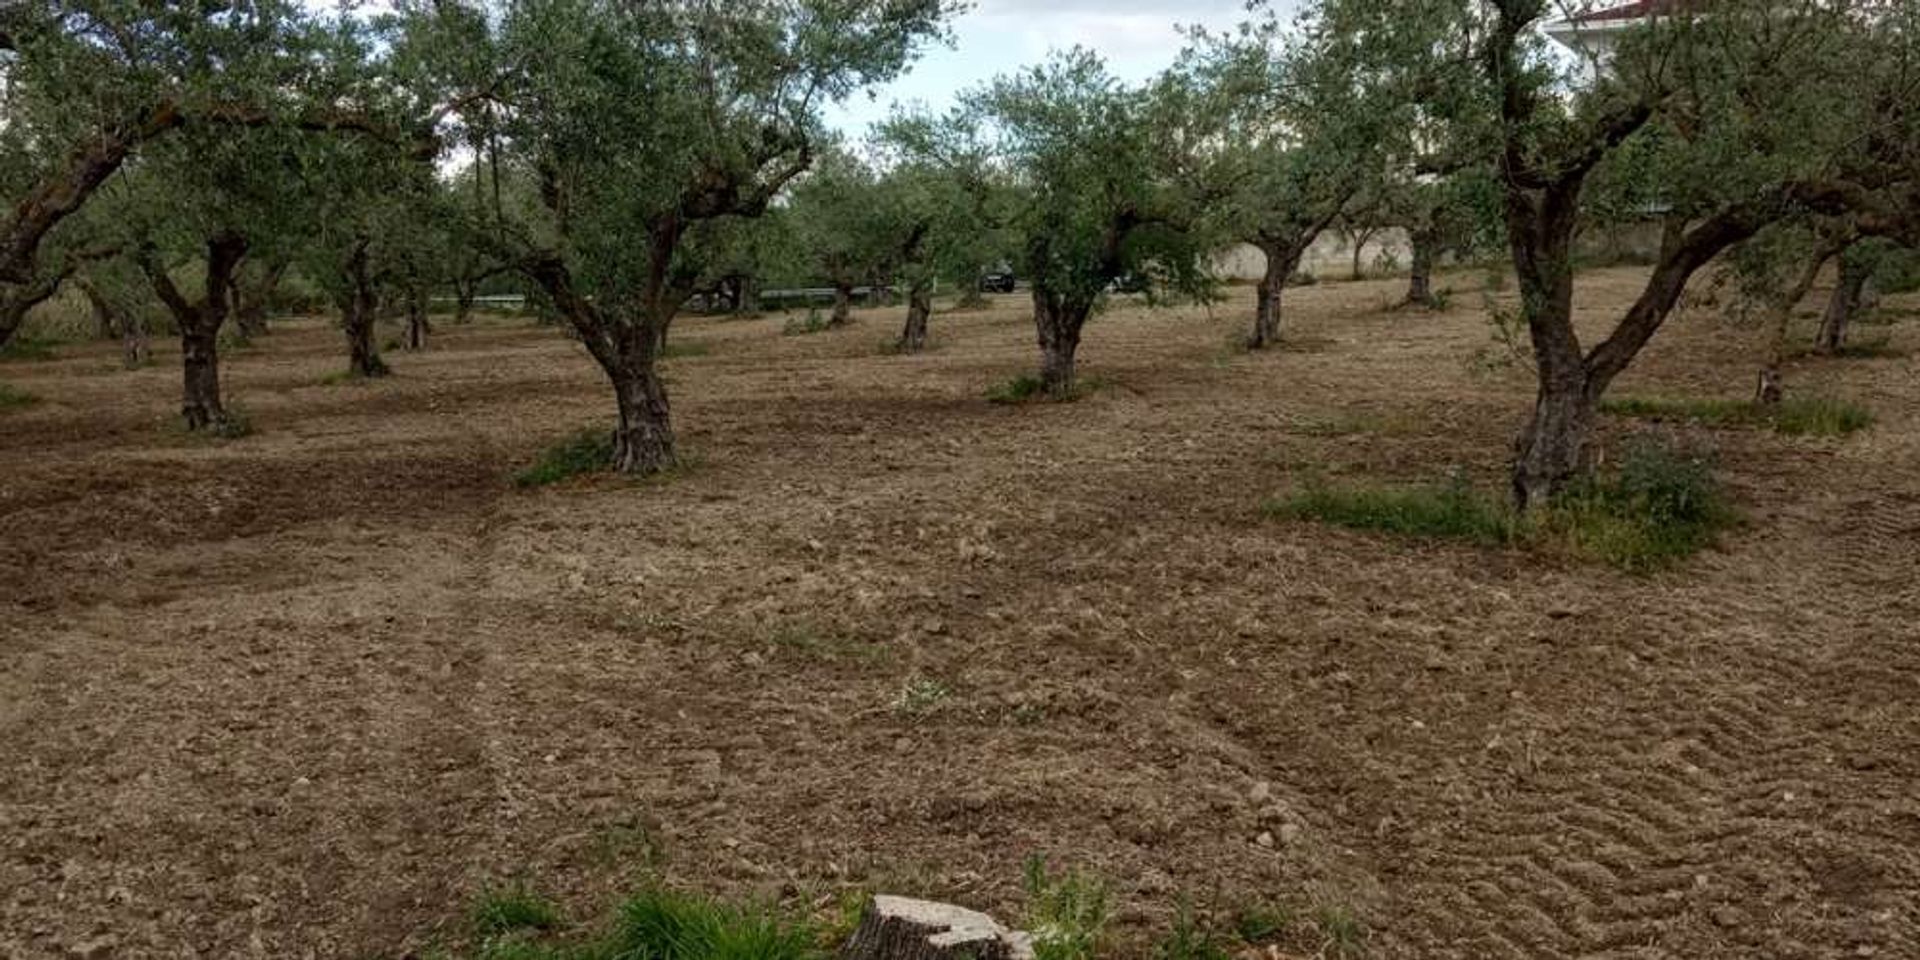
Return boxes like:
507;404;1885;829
1213;228;1414;282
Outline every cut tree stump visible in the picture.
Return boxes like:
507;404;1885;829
840;895;1034;960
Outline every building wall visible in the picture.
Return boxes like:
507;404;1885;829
1213;228;1414;282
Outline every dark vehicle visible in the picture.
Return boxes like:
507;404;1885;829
980;271;1017;293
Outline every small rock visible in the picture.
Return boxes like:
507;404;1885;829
1277;822;1302;846
1249;780;1273;804
1255;831;1274;848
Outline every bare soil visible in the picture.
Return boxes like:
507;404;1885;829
3;269;1918;959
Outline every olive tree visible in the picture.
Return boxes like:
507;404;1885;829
1179;12;1407;349
962;50;1213;397
787;147;891;326
1333;0;1920;507
439;0;952;473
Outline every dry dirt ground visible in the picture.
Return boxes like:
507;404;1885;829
3;268;1918;960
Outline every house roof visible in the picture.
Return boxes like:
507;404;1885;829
1561;0;1701;24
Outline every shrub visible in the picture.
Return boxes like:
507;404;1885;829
1265;475;1514;545
0;382;39;410
1023;856;1110;960
1546;439;1737;572
515;430;614;488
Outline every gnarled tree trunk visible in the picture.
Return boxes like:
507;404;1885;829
609;342;675;473
121;308;149;370
403;285;430;351
454;278;477;325
897;282;933;353
1247;240;1300;350
1406;227;1438;307
232;258;287;338
830;283;854;327
79;277;118;340
1758;244;1840;405
1032;287;1090;398
340;239;387;378
141;231;248;430
1816;251;1871;355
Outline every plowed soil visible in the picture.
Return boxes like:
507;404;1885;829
3;268;1917;959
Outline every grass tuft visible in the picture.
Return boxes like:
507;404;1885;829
660;341;712;359
1602;394;1873;437
317;364;390;386
0;382;40;410
1266;475;1513;545
1767;395;1876;436
782;309;832;336
0;335;61;361
515;430;614;488
471;883;562;941
1267;441;1738;572
1023;856;1110;960
1152;898;1233;960
1231;904;1292;945
608;886;820;960
986;374;1046;404
1313;904;1368;958
986;374;1108;405
892;676;952;714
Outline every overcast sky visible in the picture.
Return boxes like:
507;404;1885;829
822;0;1277;136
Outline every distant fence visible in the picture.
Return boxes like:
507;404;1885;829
428;289;898;313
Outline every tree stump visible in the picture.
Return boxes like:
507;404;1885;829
840;896;1033;960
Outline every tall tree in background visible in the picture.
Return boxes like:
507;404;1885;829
435;0;954;474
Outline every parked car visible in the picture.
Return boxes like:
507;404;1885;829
980;271;1017;293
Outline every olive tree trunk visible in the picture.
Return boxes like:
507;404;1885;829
609;345;675;472
340;240;387;378
1406;227;1438;307
525;247;682;477
1248;240;1301;350
78;277;118;339
1032;288;1090;398
454;279;477;325
232;258;286;338
403;285;430;351
1757;245;1840;405
830;283;854;327
1816;251;1871;354
897;283;933;353
140;231;248;430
